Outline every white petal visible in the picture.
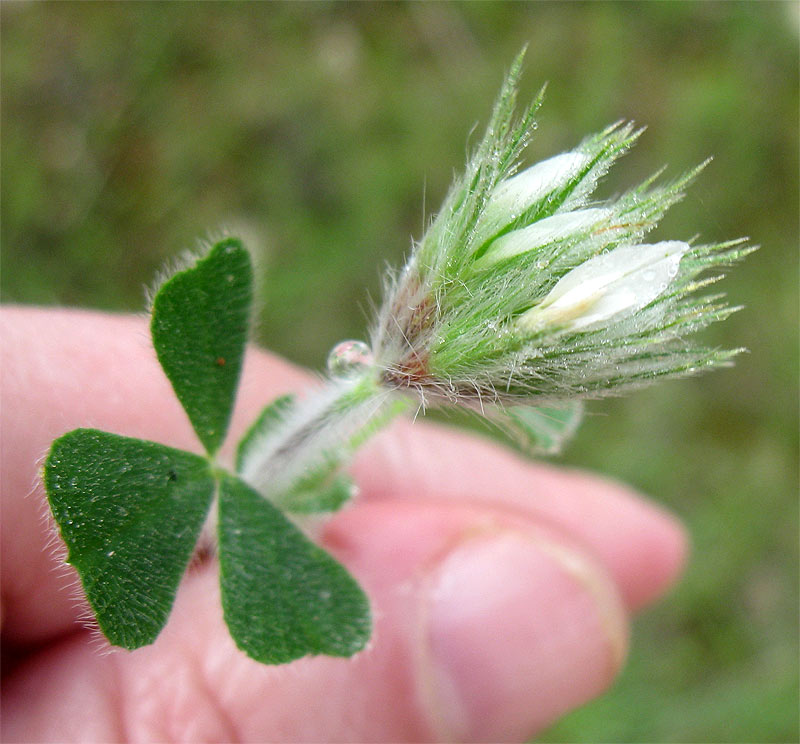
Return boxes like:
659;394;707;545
471;152;592;252
478;208;611;267
519;241;690;332
493;152;591;209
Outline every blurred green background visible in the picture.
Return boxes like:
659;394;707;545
2;2;797;741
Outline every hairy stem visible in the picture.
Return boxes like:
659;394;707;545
239;370;409;512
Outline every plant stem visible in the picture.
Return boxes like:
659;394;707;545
239;370;410;512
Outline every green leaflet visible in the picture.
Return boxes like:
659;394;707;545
235;394;296;473
151;239;253;456
280;468;355;514
236;394;353;513
44;429;215;649
217;473;371;664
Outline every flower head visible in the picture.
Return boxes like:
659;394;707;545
369;52;753;451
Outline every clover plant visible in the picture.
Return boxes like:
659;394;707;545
44;52;753;665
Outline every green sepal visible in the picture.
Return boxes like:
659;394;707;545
151;238;253;456
437;400;583;457
44;429;215;649
217;473;371;664
502;401;584;455
235;394;296;473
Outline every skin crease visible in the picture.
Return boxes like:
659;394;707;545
0;307;687;743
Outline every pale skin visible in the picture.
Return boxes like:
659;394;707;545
1;307;687;743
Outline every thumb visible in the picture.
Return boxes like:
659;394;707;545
326;500;629;742
3;500;629;743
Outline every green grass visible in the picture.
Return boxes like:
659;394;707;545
2;2;797;741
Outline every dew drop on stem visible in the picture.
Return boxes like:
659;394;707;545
326;340;374;378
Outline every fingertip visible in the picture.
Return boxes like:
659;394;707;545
632;499;689;610
559;472;690;611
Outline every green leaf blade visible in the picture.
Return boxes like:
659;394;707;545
280;472;354;514
218;474;371;664
44;429;215;649
235;393;296;473
151;238;253;455
235;393;355;512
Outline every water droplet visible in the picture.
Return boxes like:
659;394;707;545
326;340;374;378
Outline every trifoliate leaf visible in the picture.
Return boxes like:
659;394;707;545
44;429;215;649
151;238;253;455
218;473;371;664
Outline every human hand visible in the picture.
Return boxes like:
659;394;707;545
1;307;686;743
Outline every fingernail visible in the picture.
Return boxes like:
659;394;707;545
419;531;628;742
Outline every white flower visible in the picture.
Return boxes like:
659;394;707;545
518;240;691;333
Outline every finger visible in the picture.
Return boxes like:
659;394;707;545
3;498;629;743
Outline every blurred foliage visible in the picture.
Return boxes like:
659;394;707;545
2;2;797;741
